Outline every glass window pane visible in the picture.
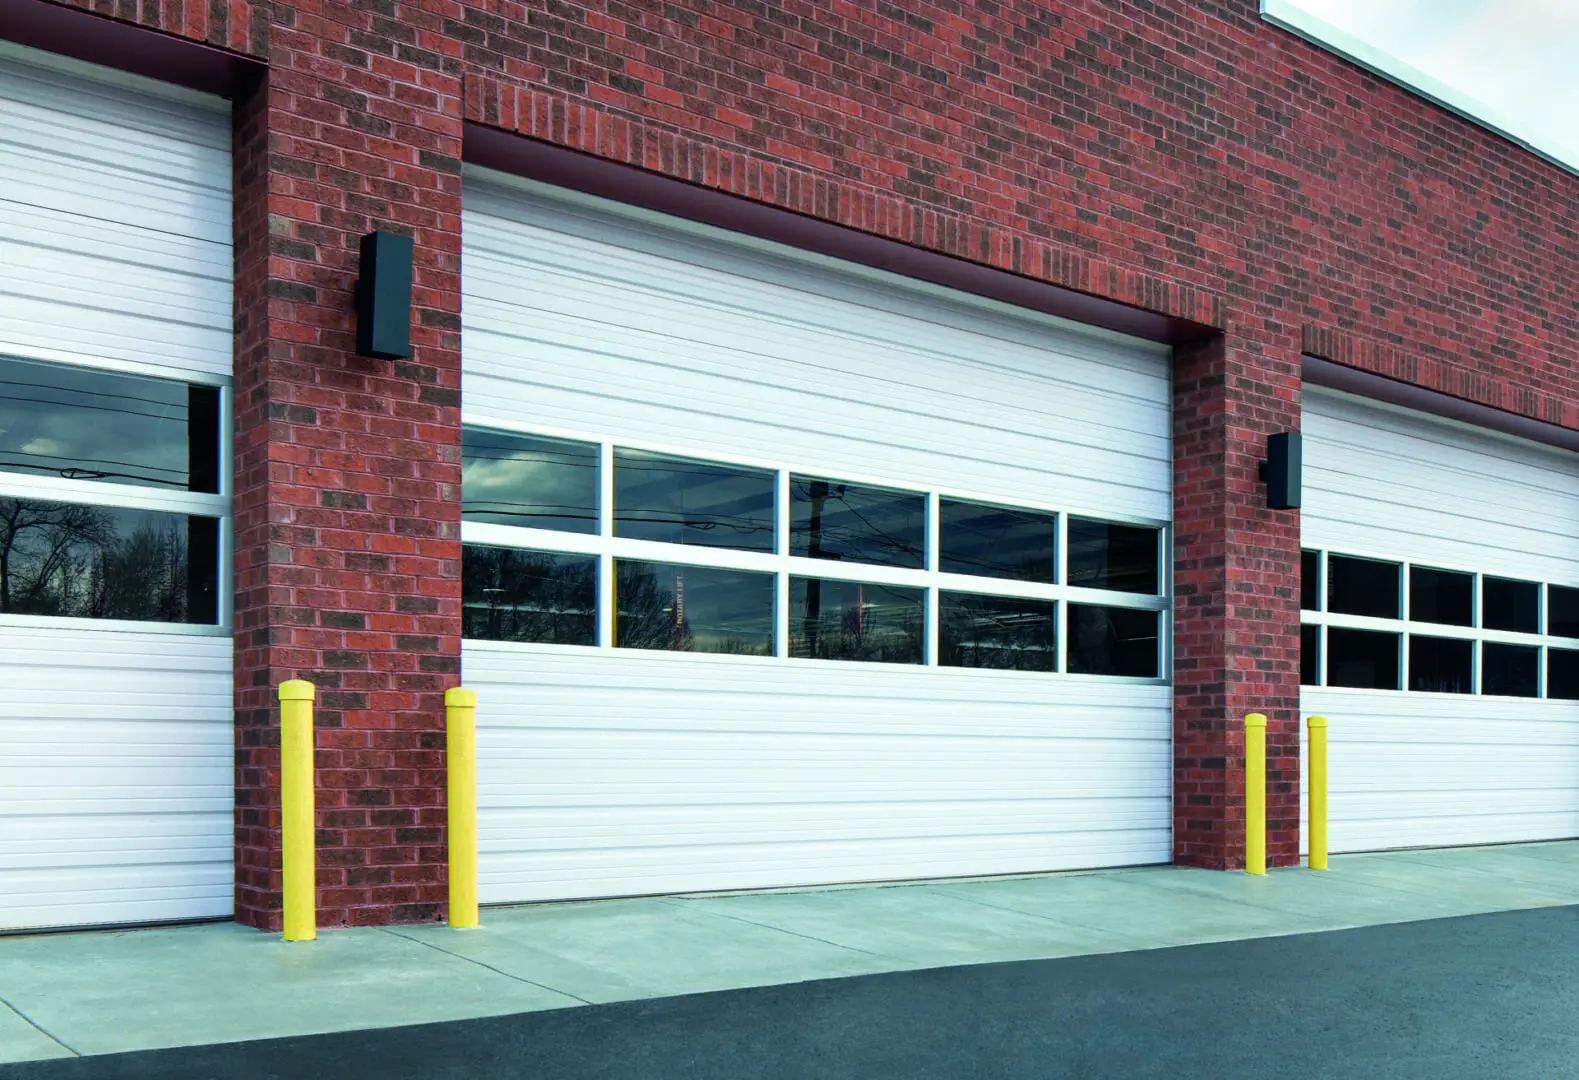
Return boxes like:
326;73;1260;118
615;450;775;552
615;561;773;655
1066;518;1160;594
788;577;924;664
939;593;1057;671
1549;649;1579;700
1409;567;1474;627
1301;550;1320;611
1066;604;1159;677
790;477;925;568
1327;628;1400;689
1482;576;1539;633
462;428;598;533
0;499;218;624
461;545;596;644
1301;624;1320;686
0;355;220;494
1408;635;1473;694
1483;642;1539;698
938;500;1056;583
1327;556;1400;619
1550;586;1579;639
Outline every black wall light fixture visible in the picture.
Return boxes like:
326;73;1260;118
354;231;414;359
1260;432;1302;510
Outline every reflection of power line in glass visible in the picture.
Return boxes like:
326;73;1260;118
0;458;188;488
462;451;596;466
0;388;189;423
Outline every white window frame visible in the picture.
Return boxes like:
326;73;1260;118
0;353;231;637
460;415;1170;683
1300;548;1579;699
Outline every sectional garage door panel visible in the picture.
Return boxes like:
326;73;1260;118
0;627;234;930
1301;388;1579;854
469;645;1172;904
462;178;1172;523
462;175;1174;905
0;48;233;378
1303;390;1579;584
0;46;235;930
1300;689;1579;854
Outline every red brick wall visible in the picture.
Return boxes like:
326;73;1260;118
36;0;1579;893
1172;333;1303;868
228;22;465;928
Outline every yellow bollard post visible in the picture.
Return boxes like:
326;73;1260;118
1308;715;1329;870
1245;713;1267;876
279;679;316;942
446;686;479;929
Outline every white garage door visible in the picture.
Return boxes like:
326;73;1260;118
1301;388;1579;853
0;45;234;929
461;171;1174;904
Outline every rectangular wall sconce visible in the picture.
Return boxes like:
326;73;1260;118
1261;431;1302;510
354;231;414;359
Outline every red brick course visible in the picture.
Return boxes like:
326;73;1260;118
33;0;1579;903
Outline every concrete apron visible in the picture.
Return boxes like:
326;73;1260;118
2;841;1577;1064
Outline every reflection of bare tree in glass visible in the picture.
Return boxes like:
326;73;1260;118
616;563;694;651
462;547;597;644
0;499;113;615
795;581;923;663
0;500;192;620
96;517;188;622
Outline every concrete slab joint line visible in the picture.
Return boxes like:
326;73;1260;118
0;995;77;1060
376;927;595;1007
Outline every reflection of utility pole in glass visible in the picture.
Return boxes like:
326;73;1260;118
803;479;827;656
855;583;865;650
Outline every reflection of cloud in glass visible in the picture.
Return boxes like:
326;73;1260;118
613;450;776;552
0;357;196;490
461;428;599;533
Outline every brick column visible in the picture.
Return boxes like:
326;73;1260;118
230;31;464;929
1172;331;1302;870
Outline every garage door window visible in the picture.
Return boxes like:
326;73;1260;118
460;428;597;533
616;451;775;552
461;424;1168;677
0;355;226;629
790;477;925;569
1301;548;1579;697
461;546;597;645
616;560;773;654
939;499;1056;583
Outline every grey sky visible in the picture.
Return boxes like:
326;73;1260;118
1279;0;1579;172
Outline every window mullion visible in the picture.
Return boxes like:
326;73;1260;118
775;470;790;659
598;442;615;649
926;492;940;666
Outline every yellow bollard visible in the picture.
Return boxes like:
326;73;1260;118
446;686;479;929
279;679;316;942
1308;715;1329;870
1245;713;1267;876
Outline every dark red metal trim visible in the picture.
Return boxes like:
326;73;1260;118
1304;354;1579;453
465;123;1209;346
0;0;262;99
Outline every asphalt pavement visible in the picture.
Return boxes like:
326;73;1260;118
4;905;1574;1080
